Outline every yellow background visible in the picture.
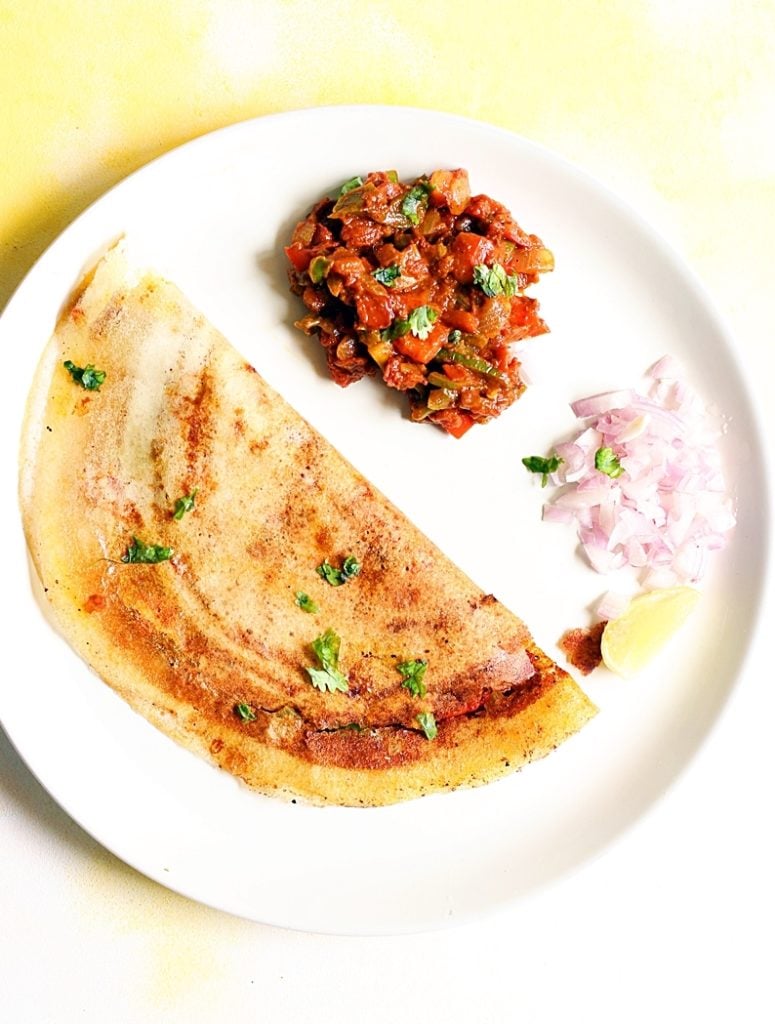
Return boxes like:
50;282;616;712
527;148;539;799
1;1;773;1019
2;0;774;335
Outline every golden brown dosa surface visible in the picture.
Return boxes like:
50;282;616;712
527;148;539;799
19;244;596;805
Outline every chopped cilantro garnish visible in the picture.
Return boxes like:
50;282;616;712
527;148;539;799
295;591;319;614
311;627;341;666
306;627;349;693
473;262;520;298
401;182;432;225
173;489;198;520
341;555;361;579
317;560;341;586
417;711;438;740
121;537;173;564
397;659;428;698
306;667;348;692
407;305;438;340
372;264;401;287
383;305;438;342
522;454;562;487
338;175;363;196
63;360;106;391
316;555;361;587
595;447;624;478
235;702;257;722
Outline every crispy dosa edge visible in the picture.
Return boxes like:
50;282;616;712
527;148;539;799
18;243;597;806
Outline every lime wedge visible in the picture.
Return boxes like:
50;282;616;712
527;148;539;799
600;586;700;677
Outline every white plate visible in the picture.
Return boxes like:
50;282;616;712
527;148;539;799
0;107;768;935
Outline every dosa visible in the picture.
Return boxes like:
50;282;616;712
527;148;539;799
19;244;595;806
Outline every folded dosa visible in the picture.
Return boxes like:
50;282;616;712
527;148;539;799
19;244;595;806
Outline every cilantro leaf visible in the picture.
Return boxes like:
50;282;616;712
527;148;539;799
63;360;106;391
595;447;624;478
341;555;361;580
235;702;257;722
397;659;428;698
317;560;342;586
401;182;432;225
173;489;198;520
121;537;173;564
473;262;520;298
306;666;349;693
522;454;562;487
406;305;438;340
311;627;341;666
338;175;363;196
384;305;439;342
372;264;401;287
417;711;438;740
316;555;361;587
295;591;319;614
306;627;349;693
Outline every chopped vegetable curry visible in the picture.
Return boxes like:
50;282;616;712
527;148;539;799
285;169;554;437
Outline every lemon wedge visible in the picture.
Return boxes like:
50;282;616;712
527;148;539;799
600;586;700;677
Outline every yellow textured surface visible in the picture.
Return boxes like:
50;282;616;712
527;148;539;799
1;0;774;1010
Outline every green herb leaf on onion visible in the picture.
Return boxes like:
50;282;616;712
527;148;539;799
521;454;563;487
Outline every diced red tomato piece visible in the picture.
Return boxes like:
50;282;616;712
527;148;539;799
490;343;511;373
433;408;476;438
428;169;471;215
285;244;313;273
398;287;433;313
341;217;384;248
508;296;548;338
355;286;393;330
394;321;447;364
442;362;469;382
331;253;368;281
450;232;495;283
382;355;427;390
451;232;494;264
443;308;479;334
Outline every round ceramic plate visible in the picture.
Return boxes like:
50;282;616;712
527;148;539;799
0;107;768;934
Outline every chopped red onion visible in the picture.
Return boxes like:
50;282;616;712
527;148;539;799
596;590;632;620
570;389;635;419
542;358;736;583
648;354;684;380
